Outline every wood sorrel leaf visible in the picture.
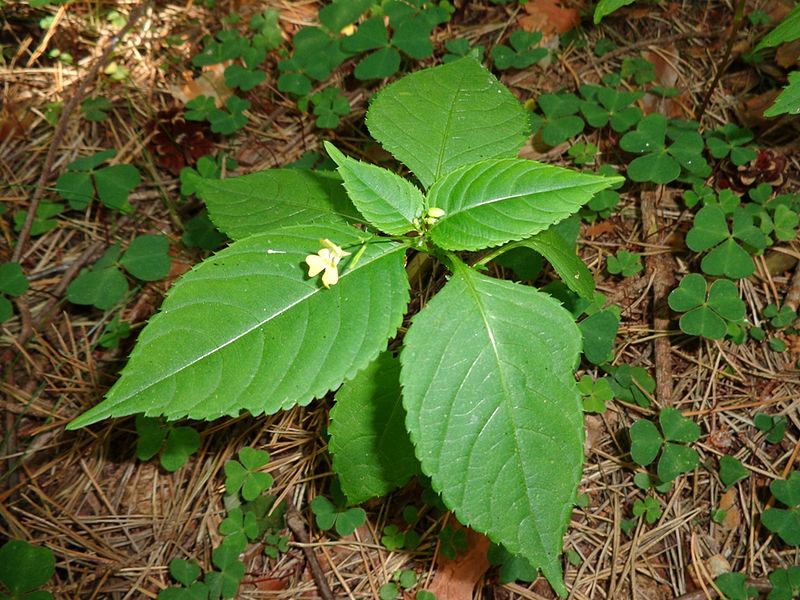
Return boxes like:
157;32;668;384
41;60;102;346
324;142;424;235
68;223;408;428
330;352;419;505
366;57;529;189
427;158;623;251
194;169;361;240
401;265;583;595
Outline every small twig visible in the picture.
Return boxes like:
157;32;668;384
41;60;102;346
641;188;674;406
285;501;335;600
11;3;147;265
696;0;747;122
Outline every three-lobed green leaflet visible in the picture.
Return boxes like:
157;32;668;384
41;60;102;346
68;57;622;596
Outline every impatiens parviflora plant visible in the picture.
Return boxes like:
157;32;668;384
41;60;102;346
67;57;622;596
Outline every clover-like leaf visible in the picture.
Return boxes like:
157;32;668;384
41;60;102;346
169;558;202;587
629;420;662;466
607;251;642;277
657;443;699;482
0;539;55;595
161;427;201;472
0;262;29;297
120;234;171;281
714;572;758;600
659;408;700;443
225;448;273;501
719;456;749;489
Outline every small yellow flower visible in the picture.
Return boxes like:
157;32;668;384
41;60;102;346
305;239;351;288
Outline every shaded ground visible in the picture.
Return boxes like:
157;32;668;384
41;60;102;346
1;1;799;598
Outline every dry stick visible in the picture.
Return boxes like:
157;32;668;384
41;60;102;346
285;502;336;600
696;0;747;123
641;188;674;406
10;3;147;264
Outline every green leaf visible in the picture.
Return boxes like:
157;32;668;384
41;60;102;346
579;309;619;365
0;540;55;593
701;238;754;279
719;456;749;489
95;164;140;212
81;96;112;121
224;64;266;91
659;408;700;443
169;558;201;586
120;235;171;281
762;508;800;545
67;224;409;428
55;171;94;208
629;420;662;466
99;315;132;349
0;296;13;324
135;415;167;461
335;507;367;536
330;352;419;504
225;448;273;501
319;0;371;33
66;266;128;310
754;4;800;52
324;143;424;235
657;443;698;482
14;202;64;236
401;266;584;594
0;262;29;297
310;496;337;530
668;273;706;312
771;472;800;507
686;205;730;252
768;566;800;600
427;158;623;251
707;279;746;321
626;152;680;184
340;16;388;52
522;228;595;299
366;57;529;189
161;427;201;471
679;306;727;340
607;251;642;277
593;0;635;23
764;70;800;117
354;47;401;80
195;170;360;240
715;572;758;600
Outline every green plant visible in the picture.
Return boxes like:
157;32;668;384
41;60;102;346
55;149;141;213
719;455;749;489
81;96;113;122
98;315;132;349
715;572;758;600
135;415;201;472
761;471;800;546
0;262;29;323
491;30;547;70
437;524;468;560
632;496;661;524
607;250;643;277
764;71;800;117
619;114;709;183
705;123;757;166
605;364;655;407
67;58;623;596
578;375;613;413
0;539;55;600
768;566;800;600
567;142;597;165
579;85;643;133
668;273;746;340
593;0;636;24
299;86;350;129
224;447;273;501
67;235;171;310
529;92;585;146
629;408;701;483
13;202;64;236
442;38;483;63
754;413;787;444
159;559;208;599
310;495;367;536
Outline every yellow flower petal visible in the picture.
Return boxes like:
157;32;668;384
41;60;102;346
305;254;327;277
321;266;339;288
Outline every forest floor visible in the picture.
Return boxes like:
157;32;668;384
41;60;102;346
1;0;799;598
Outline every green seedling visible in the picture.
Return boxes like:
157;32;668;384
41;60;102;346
668;274;746;340
719;455;749;489
55;149;140;212
578;375;613;413
379;583;399;600
491;30;548;70
135;415;201;472
241;493;286;539
310;495;366;536
105;61;129;81
579;86;643;133
633;472;672;493
748;9;770;26
714;572;758;600
763;303;796;328
685;205;767;279
705;123;757;166
567;142;598;165
682;183;716;209
98;315;132;349
0;539;55;600
768;337;787;352
761;471;800;546
219;507;260;553
619;114;709;183
224;63;265;91
277;26;349;96
768;566;800;600
184;96;217;123
593;38;617;56
224;447;273;502
205;543;245;599
0;262;29;324
67;235;171;310
442;38;484;63
158;558;208;600
607;250;643;277
81;96;113;121
381;524;420;551
621;56;655;84
529;92;585;146
754;413;787;444
584;166;623;219
632;496;661;524
13;202;64;236
629;408;700;483
250;9;283;50
605;364;655;407
48;47;73;64
209;96;250;135
438;524;468;560
578;306;621;365
263;533;289;559
305;87;350;129
68;57;625;596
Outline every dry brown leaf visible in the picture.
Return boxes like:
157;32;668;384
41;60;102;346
584;220;615;238
518;0;581;36
718;489;741;530
430;523;491;600
776;39;800;69
642;48;687;119
172;63;232;106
